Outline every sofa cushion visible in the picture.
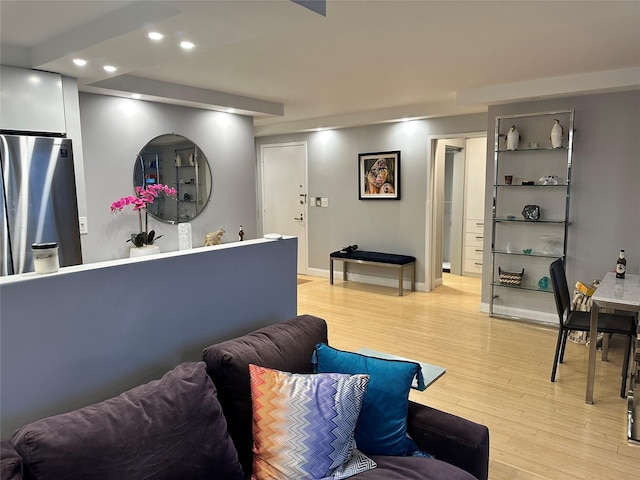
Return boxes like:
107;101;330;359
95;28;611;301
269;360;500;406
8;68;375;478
314;343;422;456
202;314;328;475
0;440;23;480
10;362;243;480
249;365;376;479
358;455;477;479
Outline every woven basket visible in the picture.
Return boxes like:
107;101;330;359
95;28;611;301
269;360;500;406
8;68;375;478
499;267;524;286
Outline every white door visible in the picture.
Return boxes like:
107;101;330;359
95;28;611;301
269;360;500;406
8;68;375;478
261;143;308;274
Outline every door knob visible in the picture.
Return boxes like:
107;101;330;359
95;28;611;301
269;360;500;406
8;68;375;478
294;214;303;221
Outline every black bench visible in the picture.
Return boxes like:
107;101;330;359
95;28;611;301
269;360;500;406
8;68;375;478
329;250;416;296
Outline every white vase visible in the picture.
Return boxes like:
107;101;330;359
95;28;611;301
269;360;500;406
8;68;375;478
129;245;160;258
550;119;564;148
506;125;519;150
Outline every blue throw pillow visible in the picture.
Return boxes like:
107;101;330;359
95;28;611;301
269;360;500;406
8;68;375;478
313;343;424;456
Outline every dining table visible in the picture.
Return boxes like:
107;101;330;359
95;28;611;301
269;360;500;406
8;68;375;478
586;272;640;404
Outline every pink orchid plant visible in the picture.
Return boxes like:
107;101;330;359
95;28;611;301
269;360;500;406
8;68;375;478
111;183;177;247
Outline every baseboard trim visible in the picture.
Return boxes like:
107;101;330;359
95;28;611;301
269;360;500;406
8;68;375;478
479;302;557;325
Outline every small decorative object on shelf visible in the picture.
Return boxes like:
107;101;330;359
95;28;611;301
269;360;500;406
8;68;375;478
506;125;520;150
522;248;532;255
550;119;564;148
499;267;524;286
238;225;244;241
537;276;550;289
540;235;562;254
616;249;626;279
204;226;225;246
111;183;177;248
504;175;513;185
521;204;540;221
539;175;559;185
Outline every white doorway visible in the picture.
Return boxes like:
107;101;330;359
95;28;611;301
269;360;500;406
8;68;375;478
261;142;308;274
427;134;487;291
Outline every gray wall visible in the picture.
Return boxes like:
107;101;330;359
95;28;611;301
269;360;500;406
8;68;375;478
0;238;297;436
78;93;258;263
255;114;487;284
482;91;640;306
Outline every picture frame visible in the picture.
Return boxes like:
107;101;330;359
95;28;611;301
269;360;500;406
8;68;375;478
358;150;400;200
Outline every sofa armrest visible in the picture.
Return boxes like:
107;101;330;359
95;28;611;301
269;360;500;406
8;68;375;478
0;440;23;480
407;401;489;480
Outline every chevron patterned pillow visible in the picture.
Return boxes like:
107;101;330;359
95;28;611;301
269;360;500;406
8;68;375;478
249;364;377;480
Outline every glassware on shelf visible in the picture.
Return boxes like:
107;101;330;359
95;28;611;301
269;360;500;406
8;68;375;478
540;235;562;255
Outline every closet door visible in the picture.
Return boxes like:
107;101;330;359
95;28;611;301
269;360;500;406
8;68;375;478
463;137;487;276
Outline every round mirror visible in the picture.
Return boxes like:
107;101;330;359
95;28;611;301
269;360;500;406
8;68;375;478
133;134;212;223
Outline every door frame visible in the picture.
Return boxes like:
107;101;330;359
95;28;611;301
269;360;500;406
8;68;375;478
259;141;309;275
426;132;486;292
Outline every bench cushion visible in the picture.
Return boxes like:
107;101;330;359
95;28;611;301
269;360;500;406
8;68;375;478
330;250;415;265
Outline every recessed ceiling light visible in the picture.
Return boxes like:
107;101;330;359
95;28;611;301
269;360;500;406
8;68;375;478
180;41;195;50
148;32;164;41
132;94;141;99
103;65;117;73
73;58;87;67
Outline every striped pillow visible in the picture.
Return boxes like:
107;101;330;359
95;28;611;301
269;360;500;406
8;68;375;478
249;364;376;480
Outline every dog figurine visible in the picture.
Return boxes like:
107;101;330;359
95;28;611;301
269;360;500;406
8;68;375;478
204;227;225;246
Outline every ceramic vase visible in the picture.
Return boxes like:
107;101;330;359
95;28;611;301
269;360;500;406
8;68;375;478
550;119;564;148
506;125;519;150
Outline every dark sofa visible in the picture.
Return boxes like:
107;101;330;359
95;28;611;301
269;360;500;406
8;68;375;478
1;314;489;480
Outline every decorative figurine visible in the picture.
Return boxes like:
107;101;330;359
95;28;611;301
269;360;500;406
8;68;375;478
539;175;559;185
204;226;225;246
506;125;520;150
550;119;564;148
238;225;244;241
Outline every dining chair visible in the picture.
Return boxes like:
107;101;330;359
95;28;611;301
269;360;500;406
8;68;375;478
549;258;637;397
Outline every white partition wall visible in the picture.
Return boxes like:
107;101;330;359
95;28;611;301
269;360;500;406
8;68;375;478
0;237;297;436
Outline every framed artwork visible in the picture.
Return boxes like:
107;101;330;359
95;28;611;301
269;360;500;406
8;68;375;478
358;150;400;200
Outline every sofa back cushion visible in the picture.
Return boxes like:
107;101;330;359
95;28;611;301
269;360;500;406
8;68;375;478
202;314;328;475
10;362;243;480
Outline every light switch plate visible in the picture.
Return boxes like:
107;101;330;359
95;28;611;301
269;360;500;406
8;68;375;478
309;197;316;207
79;216;88;234
321;197;329;207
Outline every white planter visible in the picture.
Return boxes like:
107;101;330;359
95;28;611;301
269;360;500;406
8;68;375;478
129;245;160;258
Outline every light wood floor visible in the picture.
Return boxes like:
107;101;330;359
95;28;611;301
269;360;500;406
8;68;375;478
297;274;640;480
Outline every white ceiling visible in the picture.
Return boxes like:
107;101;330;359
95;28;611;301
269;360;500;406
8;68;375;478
2;0;639;136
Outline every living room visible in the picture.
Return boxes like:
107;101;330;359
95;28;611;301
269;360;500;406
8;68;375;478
1;1;639;478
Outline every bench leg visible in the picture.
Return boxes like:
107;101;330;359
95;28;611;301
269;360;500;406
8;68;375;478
330;258;334;285
398;267;404;296
343;262;348;282
410;263;415;291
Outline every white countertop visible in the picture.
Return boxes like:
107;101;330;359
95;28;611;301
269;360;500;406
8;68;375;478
592;272;640;308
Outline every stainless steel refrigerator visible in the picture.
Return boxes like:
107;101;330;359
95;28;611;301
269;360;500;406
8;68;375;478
1;134;83;275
